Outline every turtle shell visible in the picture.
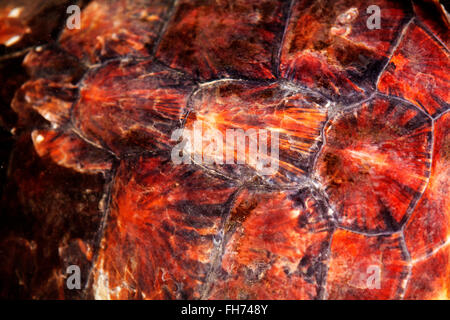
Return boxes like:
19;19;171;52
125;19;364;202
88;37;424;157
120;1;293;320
0;0;449;300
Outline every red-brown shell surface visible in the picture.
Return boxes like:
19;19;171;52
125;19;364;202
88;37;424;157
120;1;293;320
0;0;449;300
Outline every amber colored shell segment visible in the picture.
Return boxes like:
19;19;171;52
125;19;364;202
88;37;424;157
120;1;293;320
208;188;333;300
185;80;328;185
32;129;113;174
404;244;450;300
92;157;238;299
325;229;409;299
279;0;412;102
316;96;432;232
72;59;194;156
12;79;77;127
0;0;71;50
378;23;449;117
156;0;288;80
60;0;173;64
404;112;450;260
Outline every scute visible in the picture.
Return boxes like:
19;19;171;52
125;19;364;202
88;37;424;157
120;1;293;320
325;229;409;299
0;134;106;299
316;96;432;233
73;59;194;156
12;78;77;127
412;0;450;48
280;0;413;102
184;80;328;186
156;0;289;80
378;22;449;117
60;0;174;64
404;112;450;260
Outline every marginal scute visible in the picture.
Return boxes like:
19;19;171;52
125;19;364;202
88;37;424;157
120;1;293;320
316;96;432;232
404;112;450;260
32;129;113;174
10;45;86;128
92;156;238;299
12;79;77;127
72;59;195;156
280;0;412;102
378;23;449;117
156;0;289;80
